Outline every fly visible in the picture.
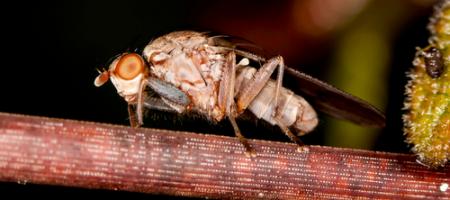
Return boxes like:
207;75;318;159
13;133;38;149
94;31;385;156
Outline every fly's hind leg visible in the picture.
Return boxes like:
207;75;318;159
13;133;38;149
234;55;309;151
219;51;256;157
274;118;309;152
236;56;284;118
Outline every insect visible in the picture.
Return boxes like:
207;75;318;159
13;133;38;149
420;46;444;78
95;31;385;156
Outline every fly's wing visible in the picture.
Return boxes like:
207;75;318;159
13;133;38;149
206;33;269;61
284;67;385;127
208;34;386;128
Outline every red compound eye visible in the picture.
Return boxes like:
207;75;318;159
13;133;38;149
115;53;144;80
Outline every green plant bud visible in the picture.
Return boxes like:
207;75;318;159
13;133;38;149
403;0;450;168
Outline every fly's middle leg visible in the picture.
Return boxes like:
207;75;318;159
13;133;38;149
219;51;256;157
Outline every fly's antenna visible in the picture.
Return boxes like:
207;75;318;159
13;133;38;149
96;68;105;74
94;67;110;87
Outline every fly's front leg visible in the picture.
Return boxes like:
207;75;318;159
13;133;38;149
236;56;285;118
219;51;256;157
127;104;139;128
136;79;147;126
125;78;147;127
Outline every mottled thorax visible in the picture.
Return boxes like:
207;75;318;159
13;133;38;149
143;31;226;121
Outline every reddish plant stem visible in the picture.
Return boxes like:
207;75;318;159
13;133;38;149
0;112;448;199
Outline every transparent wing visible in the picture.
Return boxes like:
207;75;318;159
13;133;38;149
206;33;269;61
208;34;386;127
284;67;385;127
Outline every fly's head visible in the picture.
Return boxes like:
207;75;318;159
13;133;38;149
94;53;147;103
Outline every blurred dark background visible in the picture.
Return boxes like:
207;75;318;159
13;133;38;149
0;0;437;198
